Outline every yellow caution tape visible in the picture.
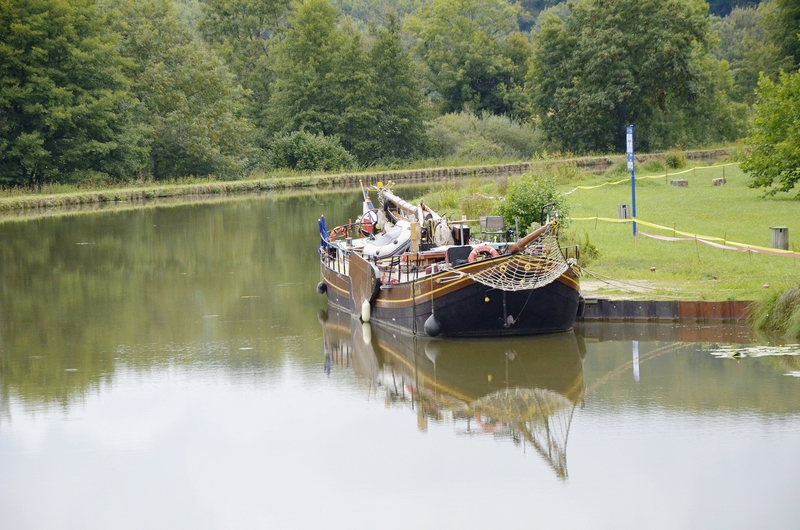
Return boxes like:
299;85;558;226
564;162;739;195
571;215;798;256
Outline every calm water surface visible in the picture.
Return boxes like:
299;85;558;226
1;190;799;529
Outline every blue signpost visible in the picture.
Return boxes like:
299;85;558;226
627;125;636;236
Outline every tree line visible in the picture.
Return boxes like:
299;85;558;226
0;0;798;193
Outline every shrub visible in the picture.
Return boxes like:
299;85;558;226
665;149;687;169
561;230;601;267
498;174;569;232
270;131;357;171
725;140;747;163
461;192;495;220
642;159;665;173
751;284;800;338
426;111;545;161
604;161;630;177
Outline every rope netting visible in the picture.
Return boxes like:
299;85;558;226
460;223;570;291
470;387;574;422
470;387;575;478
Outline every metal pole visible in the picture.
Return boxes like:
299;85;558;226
627;125;637;236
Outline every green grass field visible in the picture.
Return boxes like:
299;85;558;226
560;163;799;301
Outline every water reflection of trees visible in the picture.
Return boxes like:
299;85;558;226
320;306;586;479
5;188;800;421
0;192;362;408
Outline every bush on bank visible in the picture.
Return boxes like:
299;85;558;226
269;131;357;171
751;284;800;338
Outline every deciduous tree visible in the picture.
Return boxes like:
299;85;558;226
763;0;800;72
266;0;378;162
113;0;254;179
199;0;292;130
368;13;427;161
406;0;530;118
741;70;800;195
0;0;144;187
529;0;715;153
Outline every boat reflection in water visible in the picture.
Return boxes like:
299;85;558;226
320;306;586;479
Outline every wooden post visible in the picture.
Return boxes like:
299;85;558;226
410;222;421;253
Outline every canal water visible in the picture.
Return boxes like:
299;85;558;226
1;189;799;529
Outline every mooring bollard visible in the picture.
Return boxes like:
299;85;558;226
771;226;789;250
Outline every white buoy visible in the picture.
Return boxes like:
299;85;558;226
361;300;371;323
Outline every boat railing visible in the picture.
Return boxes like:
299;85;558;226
376;255;414;285
323;229;580;283
321;245;351;274
561;244;580;262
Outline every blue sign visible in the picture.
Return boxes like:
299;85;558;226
626;126;634;170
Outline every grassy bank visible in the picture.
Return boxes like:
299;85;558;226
0;149;729;213
560;162;798;302
413;157;798;304
750;285;800;338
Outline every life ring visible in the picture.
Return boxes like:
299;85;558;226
468;244;499;262
328;226;348;240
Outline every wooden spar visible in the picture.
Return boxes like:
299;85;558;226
379;189;441;221
507;223;550;253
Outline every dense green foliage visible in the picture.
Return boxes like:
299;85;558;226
270;130;356;170
199;0;291;133
529;0;741;153
427;111;544;161
113;0;255;180
765;0;800;71
330;0;415;25
712;1;796;104
498;174;568;231
367;13;428;161
406;0;530;117
751;284;800;338
741;69;800;194
266;0;378;162
0;0;143;187
3;0;800;187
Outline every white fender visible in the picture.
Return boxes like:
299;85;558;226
361;300;371;323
